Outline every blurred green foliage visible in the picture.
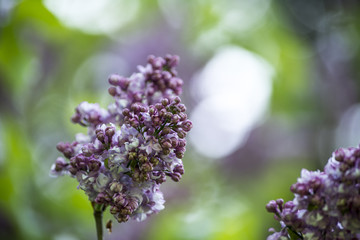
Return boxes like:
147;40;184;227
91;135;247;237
1;0;360;239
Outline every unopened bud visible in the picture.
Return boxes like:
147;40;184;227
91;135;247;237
108;87;117;96
110;182;123;193
161;98;169;106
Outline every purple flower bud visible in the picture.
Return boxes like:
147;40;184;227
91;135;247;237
177;139;186;148
113;193;126;206
131;103;141;113
79;162;87;171
149;106;156;115
146;128;155;136
309;194;322;206
178;104;186;112
161;140;172;150
56;142;75;158
161;127;171;135
127;198;139;210
182;120;193;132
161;98;169;106
169;77;180;90
140;106;147;112
147;86;155;96
276;199;284;211
173;164;184;175
129;119;139;128
108;74;129;90
133;92;143;102
88;111;100;123
151;171;166;184
95;192;111;204
162;71;172;80
152;116;160;126
155;103;163;110
147;55;156;64
96;131;105;144
177;130;186;139
176;78;183;87
159;109;166;117
291;183;308;195
175;151;184;159
165;54;179;68
334;148;345;162
71;114;81;123
122;108;130;117
56;142;66;152
153;70;162;81
284;201;295;209
266;200;278;214
105;126;115;138
82;144;95;157
168;172;181;182
108;87;117;96
108;74;121;85
69;167;77;175
89;160;101;171
171;114;180;124
173;96;181;104
178;112;187;121
344;155;355;165
70;159;76;168
152;57;165;69
164;112;173;120
54;157;68;172
170;137;178;147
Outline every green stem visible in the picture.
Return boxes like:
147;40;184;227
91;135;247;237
154;120;169;138
92;203;104;240
287;226;303;240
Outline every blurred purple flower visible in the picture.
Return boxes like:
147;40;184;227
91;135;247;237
266;145;360;239
51;55;192;223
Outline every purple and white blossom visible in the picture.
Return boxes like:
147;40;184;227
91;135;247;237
51;55;192;223
266;145;360;239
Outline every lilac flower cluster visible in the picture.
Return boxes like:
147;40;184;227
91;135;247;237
266;145;360;240
51;55;192;223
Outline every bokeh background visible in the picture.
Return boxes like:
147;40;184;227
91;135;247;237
1;0;360;239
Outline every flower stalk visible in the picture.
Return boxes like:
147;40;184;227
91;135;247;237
93;203;105;240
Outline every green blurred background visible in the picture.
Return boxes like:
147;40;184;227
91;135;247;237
1;0;360;239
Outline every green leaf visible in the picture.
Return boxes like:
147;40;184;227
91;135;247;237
104;158;109;169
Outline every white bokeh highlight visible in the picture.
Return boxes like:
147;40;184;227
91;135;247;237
189;46;274;159
43;0;139;35
336;104;360;148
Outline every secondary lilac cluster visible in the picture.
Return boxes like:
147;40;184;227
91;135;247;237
266;145;360;240
51;55;192;223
